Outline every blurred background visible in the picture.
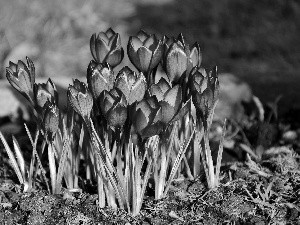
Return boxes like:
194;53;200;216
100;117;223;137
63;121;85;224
0;0;299;114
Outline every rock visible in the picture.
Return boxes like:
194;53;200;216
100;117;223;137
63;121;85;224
282;130;298;143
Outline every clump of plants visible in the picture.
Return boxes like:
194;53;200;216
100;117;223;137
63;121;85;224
1;28;225;216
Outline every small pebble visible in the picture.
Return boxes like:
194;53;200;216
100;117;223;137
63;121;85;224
282;130;298;142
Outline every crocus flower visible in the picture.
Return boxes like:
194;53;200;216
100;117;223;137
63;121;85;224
190;66;219;122
127;30;163;75
133;96;163;138
34;78;58;112
161;35;177;68
165;42;188;83
149;78;191;125
67;79;93;123
163;33;202;84
90;28;124;68
99;88;128;128
114;66;147;105
189;42;202;68
87;60;115;100
176;33;202;69
42;100;59;142
6;57;35;105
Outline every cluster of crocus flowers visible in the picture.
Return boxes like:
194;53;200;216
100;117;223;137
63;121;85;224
6;27;219;144
6;58;60;143
4;28;223;213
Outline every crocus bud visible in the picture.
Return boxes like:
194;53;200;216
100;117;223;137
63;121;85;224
189;42;202;68
190;66;219;122
90;28;124;68
67;79;93;123
87;61;115;100
161;35;176;66
34;78;58;111
149;78;189;125
127;30;163;74
133;96;163;138
114;66;147;105
165;42;188;83
99;88;128;128
42;101;59;142
6;57;35;105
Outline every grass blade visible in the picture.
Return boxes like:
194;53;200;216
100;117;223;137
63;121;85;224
48;143;57;194
0;132;24;184
56;138;70;194
215;119;227;185
12;135;26;180
24;123;50;193
163;128;195;197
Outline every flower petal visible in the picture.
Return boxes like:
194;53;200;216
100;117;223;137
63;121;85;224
26;57;35;87
97;32;109;45
143;35;155;49
156;77;171;94
137;30;149;42
115;73;130;102
107;103;127;127
170;97;191;123
135;107;149;134
163;85;182;110
128;37;142;71
105;47;124;68
159;101;176;124
166;43;188;83
140;123;163;138
128;73;147;104
109;33;121;49
137;46;152;73
96;39;109;63
149;40;163;71
105;28;116;39
130;36;143;53
150;84;164;102
90;33;97;61
190;42;201;68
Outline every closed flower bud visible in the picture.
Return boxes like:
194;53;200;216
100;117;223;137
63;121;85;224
90;28;124;68
165;42;188;83
161;35;177;68
127;30;163;74
67;79;93;122
34;78;58;111
133;96;163;138
99;88;128;128
42;101;59;142
6;57;35;105
190;42;202;68
190;66;219;121
114;66;147;105
149;78;190;125
87;61;115;100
